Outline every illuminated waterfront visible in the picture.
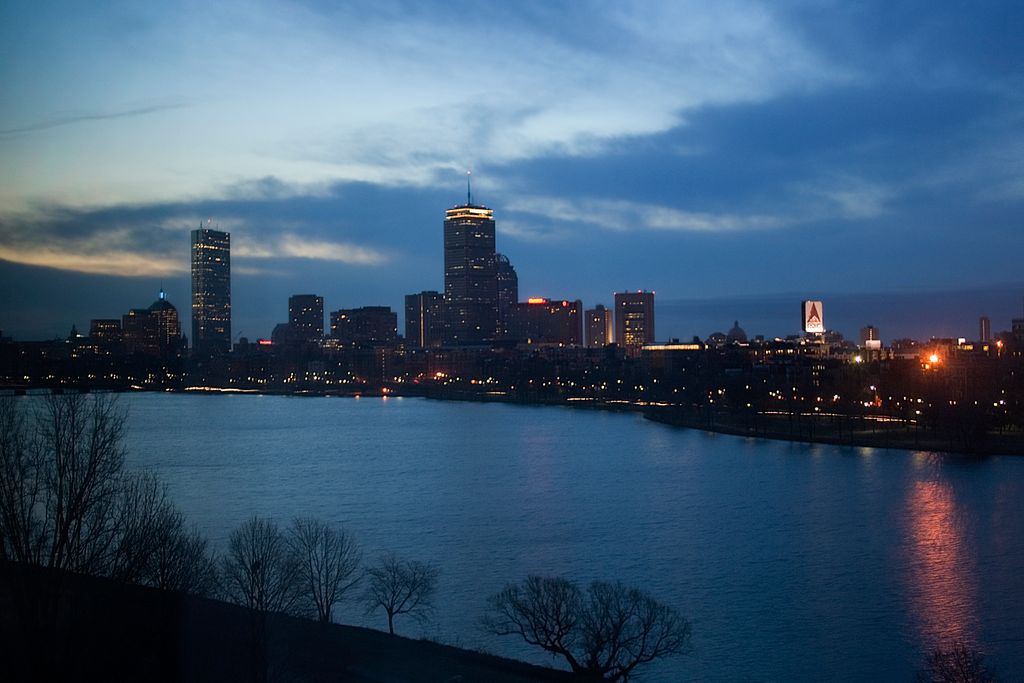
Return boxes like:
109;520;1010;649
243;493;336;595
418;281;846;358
121;393;1023;681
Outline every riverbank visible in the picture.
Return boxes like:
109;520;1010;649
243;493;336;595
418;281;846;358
643;406;1024;456
0;560;571;682
6;384;1023;455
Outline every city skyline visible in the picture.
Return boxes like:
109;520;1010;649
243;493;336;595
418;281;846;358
2;2;1024;342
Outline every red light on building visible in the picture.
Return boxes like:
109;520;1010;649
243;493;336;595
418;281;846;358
257;339;273;346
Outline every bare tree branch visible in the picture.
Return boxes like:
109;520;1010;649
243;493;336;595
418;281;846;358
917;641;998;683
220;516;303;615
289;516;361;623
484;575;691;681
364;553;438;635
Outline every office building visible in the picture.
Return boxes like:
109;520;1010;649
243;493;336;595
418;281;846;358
331;306;398;346
586;304;613;347
512;298;583;346
405;291;445;348
89;319;123;344
85;319;123;355
191;225;231;354
979;316;991;343
289;294;324;342
615;291;655;353
443;186;497;344
495;254;518;339
123;290;183;358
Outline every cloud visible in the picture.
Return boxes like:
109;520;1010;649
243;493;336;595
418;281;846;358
497;219;570;243
794;177;895;221
0;1;851;210
0;183;392;277
506;196;784;236
0;242;183;277
236;234;389;266
0;101;190;137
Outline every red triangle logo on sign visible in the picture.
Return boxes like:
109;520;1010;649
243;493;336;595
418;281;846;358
807;303;820;324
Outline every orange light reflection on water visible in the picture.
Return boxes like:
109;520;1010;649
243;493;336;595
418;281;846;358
905;476;978;645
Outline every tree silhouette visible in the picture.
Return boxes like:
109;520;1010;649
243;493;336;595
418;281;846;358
484;575;691;681
917;641;998;683
221;516;303;615
0;393;219;679
143;506;218;596
364;553;438;635
289;516;361;623
0;393;125;572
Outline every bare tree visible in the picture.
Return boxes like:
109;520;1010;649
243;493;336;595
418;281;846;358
917;641;998;683
0;393;127;573
220;516;303;614
289;516;361;623
483;576;582;667
1;394;207;588
484;576;691;682
143;508;218;597
364;553;438;635
105;471;176;583
1;393;212;679
0;395;39;563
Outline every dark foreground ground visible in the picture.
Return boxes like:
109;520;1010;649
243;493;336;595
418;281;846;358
0;561;571;683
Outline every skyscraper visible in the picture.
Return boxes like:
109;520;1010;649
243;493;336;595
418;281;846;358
495;253;518;339
191;225;231;354
615;291;655;353
289;294;324;342
443;179;497;345
586;304;613;347
979;316;991;343
405;291;445;348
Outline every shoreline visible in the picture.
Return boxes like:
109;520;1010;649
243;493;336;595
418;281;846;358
641;407;1024;457
5;383;1022;456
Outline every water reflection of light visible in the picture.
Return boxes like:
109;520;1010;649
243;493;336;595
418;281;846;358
905;478;978;645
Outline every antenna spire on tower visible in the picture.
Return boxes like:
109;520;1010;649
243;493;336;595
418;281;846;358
466;170;472;206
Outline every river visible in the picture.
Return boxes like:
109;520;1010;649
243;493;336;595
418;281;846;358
117;393;1023;681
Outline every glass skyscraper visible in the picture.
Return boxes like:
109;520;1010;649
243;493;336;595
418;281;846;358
190;226;231;354
443;201;497;344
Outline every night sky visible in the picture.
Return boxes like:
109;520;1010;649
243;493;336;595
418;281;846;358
2;1;1022;343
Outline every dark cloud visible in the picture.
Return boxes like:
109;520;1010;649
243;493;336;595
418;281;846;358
778;1;1024;84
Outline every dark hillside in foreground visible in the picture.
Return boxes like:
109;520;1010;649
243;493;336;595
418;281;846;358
0;561;572;682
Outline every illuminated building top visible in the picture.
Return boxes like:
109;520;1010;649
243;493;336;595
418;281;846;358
445;205;494;221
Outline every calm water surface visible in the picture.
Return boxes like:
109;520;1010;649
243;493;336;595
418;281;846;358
119;394;1023;681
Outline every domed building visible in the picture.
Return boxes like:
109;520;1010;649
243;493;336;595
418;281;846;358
123;289;184;358
726;320;748;344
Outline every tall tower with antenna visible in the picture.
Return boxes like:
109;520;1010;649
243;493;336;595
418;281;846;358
443;171;498;344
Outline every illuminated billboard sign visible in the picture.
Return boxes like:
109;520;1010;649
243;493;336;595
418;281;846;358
802;300;824;333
